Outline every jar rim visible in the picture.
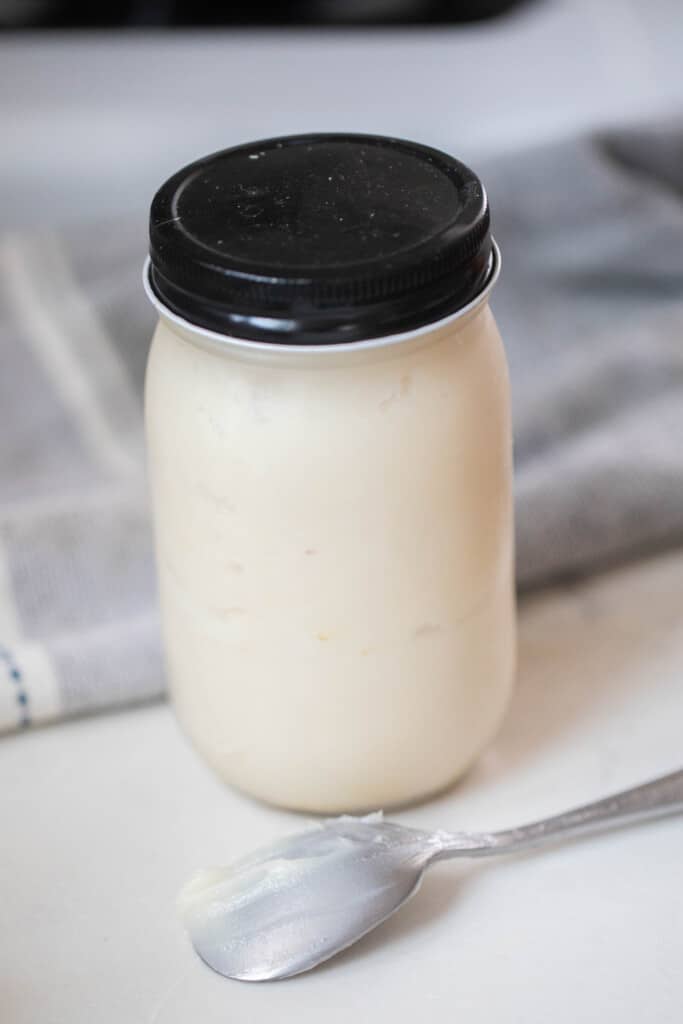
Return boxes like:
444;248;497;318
143;240;500;361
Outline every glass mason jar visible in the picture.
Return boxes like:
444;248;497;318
144;134;515;813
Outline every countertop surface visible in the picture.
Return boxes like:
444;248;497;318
3;549;683;1023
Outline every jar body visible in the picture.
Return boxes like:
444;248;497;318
145;301;515;812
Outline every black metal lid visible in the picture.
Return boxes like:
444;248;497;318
148;133;492;345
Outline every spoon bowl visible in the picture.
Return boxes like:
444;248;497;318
179;815;437;981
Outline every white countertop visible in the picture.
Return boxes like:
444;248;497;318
3;549;683;1023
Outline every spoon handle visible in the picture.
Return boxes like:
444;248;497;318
438;768;683;859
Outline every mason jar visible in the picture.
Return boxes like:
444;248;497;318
144;133;515;813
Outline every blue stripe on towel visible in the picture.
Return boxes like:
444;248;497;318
0;645;30;728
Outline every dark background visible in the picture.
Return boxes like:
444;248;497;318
2;0;531;28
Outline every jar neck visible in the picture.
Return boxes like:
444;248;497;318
145;241;500;370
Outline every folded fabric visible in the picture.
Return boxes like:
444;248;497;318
1;122;682;734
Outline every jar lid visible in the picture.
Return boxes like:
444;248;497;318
148;133;492;345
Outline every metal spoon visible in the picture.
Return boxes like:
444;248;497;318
179;768;683;982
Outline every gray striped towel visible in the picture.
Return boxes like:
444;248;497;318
2;122;683;734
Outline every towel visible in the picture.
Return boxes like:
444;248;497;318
2;122;683;734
